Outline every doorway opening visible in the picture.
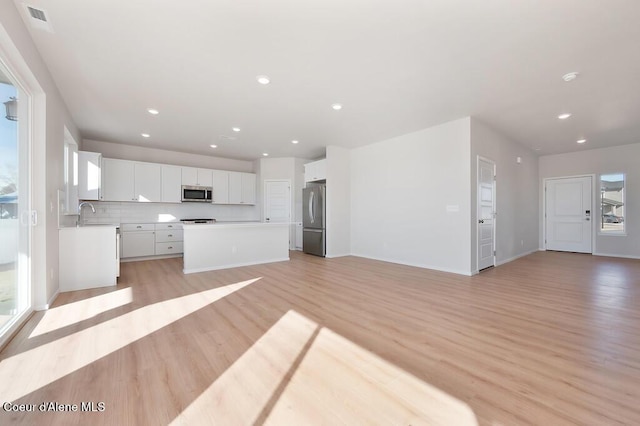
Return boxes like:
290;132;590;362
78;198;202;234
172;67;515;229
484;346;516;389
264;180;292;247
0;61;31;342
477;157;496;272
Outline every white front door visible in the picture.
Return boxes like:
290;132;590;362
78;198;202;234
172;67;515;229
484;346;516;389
545;176;592;253
264;180;291;223
477;157;496;271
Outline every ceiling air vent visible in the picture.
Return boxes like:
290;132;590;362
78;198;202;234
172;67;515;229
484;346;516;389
22;4;54;32
27;6;47;22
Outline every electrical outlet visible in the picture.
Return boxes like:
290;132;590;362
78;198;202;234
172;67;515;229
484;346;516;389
520;239;524;246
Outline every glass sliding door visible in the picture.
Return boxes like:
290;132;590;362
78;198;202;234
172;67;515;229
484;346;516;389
0;64;30;338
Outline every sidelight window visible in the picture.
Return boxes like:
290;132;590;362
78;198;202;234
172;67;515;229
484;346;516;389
600;173;625;234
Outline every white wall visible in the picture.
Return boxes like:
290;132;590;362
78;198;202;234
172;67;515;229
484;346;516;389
1;3;80;310
350;118;472;275
82;139;253;172
326;146;351;257
470;119;539;272
539;143;640;258
293;158;306;249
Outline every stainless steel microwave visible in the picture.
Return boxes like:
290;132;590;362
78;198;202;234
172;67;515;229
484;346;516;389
181;185;212;202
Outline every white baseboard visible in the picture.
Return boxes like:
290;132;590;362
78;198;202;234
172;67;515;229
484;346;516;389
350;253;473;276
120;254;182;263
326;253;351;259
35;289;59;311
593;252;640;260
183;257;290;274
496;249;538;267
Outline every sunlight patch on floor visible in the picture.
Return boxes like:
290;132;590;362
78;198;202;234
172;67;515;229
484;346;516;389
0;277;261;402
171;309;318;425
30;288;134;338
173;310;478;425
265;326;478;425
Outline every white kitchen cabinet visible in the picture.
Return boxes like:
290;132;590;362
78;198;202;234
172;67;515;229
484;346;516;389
161;164;182;203
121;223;155;258
78;151;102;200
59;225;118;291
182;167;213;187
135;162;162;202
101;159;162;202
241;172;256;204
102;158;135;202
304;159;327;182
212;169;229;204
228;172;256;204
155;223;183;255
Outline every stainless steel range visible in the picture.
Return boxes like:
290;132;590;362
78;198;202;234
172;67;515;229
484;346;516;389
181;218;217;224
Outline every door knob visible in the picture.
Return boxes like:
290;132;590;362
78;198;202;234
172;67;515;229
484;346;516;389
479;219;484;224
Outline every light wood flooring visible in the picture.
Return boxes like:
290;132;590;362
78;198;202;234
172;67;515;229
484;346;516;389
0;251;639;425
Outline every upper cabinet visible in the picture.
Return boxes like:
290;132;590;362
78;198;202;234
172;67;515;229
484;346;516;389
212;170;229;204
102;158;135;202
161;165;182;203
78;151;102;201
134;162;162;202
228;172;256;205
304;159;327;182
99;157;255;205
101;158;161;202
182;167;213;187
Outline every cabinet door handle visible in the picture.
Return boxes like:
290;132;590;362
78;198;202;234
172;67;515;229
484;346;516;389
168;246;173;249
168;234;173;237
136;225;142;228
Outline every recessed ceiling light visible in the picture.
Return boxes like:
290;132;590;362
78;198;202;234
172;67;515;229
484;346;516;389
232;127;241;132
141;133;150;138
562;72;579;82
257;75;270;85
558;113;572;120
262;153;269;156
331;103;343;110
210;144;218;148
534;148;541;151
147;108;159;115
577;139;587;144
291;140;299;144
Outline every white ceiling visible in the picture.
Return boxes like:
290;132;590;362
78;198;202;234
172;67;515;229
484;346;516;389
14;0;640;161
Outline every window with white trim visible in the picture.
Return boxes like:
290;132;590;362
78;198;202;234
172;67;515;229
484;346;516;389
600;173;625;234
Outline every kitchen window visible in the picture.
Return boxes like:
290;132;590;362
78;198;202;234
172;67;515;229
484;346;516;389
600;173;625;234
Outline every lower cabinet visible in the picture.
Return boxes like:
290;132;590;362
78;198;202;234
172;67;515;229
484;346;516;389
121;223;184;258
121;224;155;258
155;223;184;255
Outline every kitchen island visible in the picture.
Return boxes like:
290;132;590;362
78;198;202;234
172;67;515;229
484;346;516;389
182;222;290;274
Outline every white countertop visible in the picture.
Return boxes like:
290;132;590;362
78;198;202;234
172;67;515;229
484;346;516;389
60;223;119;230
182;221;289;229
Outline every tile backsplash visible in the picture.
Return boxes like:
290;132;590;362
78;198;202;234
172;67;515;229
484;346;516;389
83;201;260;224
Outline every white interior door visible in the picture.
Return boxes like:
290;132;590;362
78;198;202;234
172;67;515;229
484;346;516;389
265;181;291;223
545;176;592;253
477;157;496;271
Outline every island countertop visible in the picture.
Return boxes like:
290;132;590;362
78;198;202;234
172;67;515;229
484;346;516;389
182;222;290;273
181;221;288;229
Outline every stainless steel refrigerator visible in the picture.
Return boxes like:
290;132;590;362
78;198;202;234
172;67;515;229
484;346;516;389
303;184;326;256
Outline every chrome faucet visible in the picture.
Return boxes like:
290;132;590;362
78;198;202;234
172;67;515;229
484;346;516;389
77;201;96;226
